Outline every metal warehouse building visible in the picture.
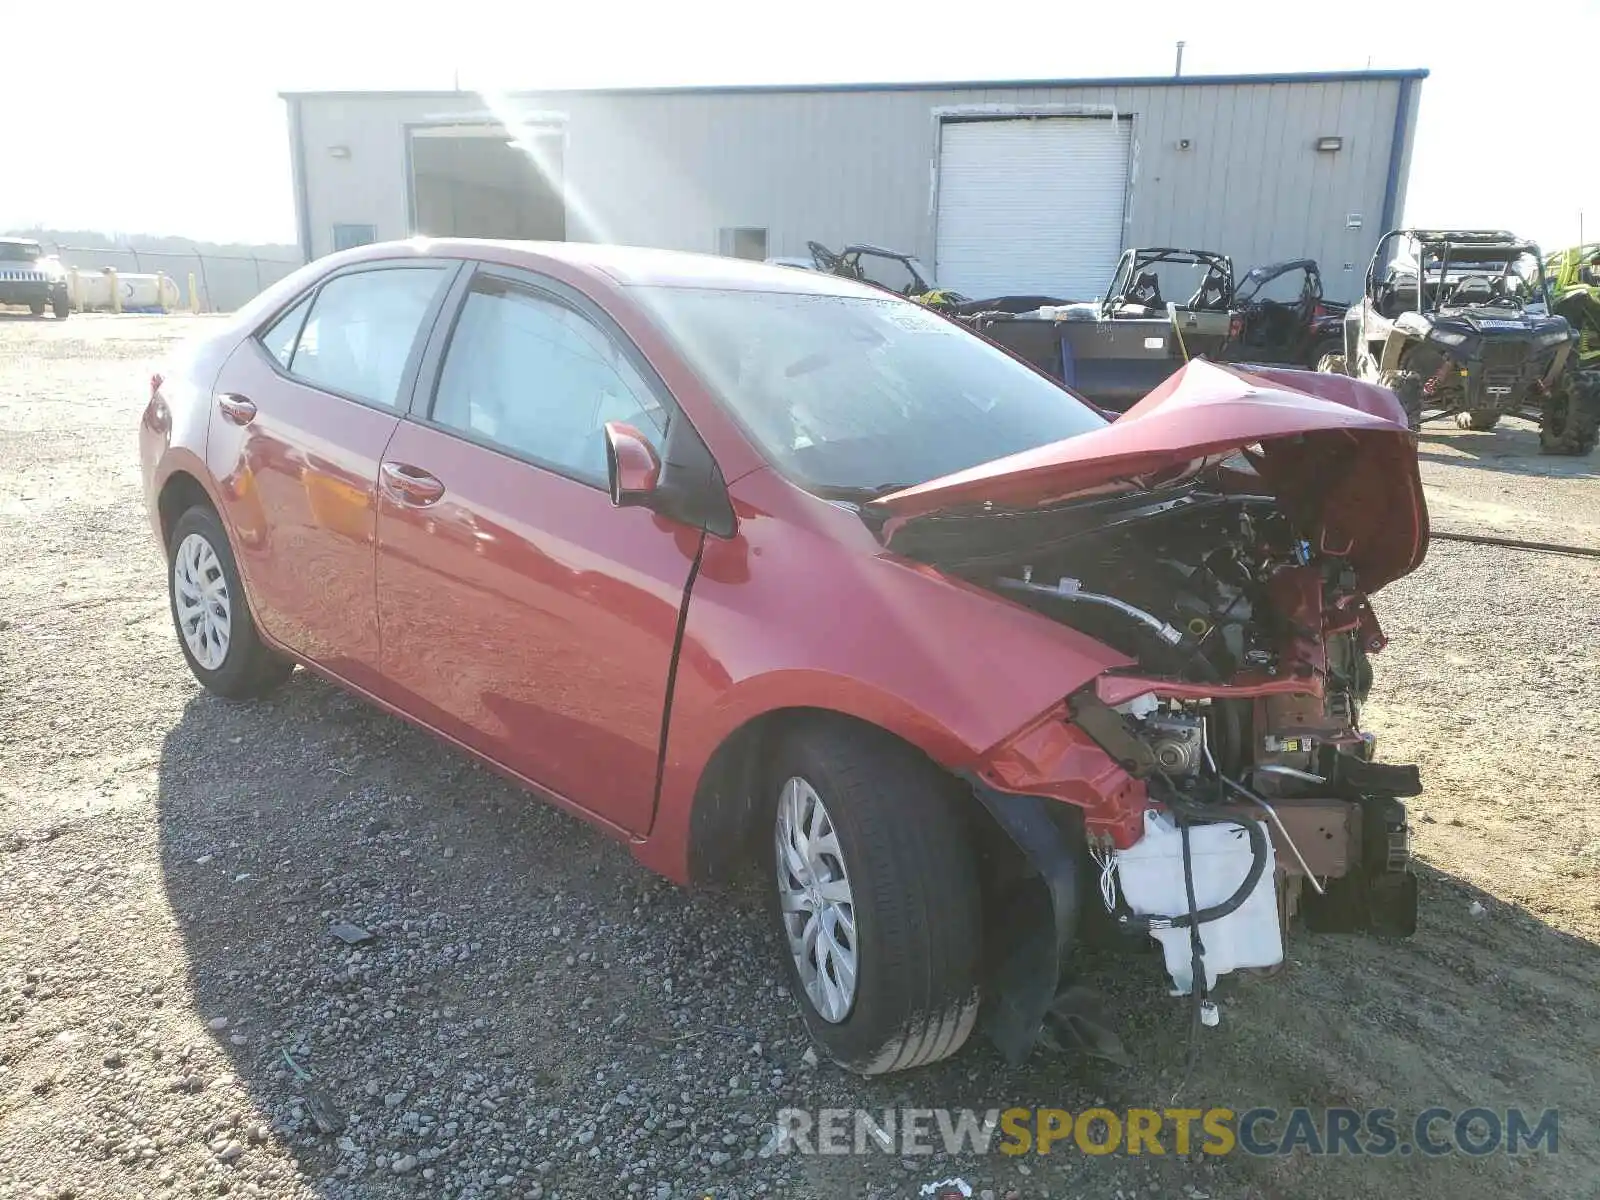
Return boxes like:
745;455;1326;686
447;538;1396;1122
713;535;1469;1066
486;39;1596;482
283;68;1424;302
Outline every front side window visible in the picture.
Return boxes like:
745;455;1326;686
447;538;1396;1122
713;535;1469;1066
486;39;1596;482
431;282;666;485
276;267;447;407
634;287;1105;496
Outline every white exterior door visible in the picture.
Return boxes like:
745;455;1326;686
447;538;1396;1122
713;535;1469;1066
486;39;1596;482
935;116;1131;300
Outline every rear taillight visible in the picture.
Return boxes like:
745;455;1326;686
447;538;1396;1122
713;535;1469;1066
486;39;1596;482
1228;315;1243;340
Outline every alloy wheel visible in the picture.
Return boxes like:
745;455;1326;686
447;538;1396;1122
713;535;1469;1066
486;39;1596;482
775;776;859;1023
172;532;231;671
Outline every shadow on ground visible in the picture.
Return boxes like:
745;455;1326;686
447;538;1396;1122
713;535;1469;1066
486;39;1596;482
1416;420;1600;480
155;670;1600;1200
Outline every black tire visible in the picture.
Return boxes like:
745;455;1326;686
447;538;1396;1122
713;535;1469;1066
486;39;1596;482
1379;368;1425;432
28;301;45;317
766;717;982;1075
1308;336;1343;370
1316;352;1347;376
1455;409;1501;431
166;504;292;699
51;295;70;319
1540;371;1600;456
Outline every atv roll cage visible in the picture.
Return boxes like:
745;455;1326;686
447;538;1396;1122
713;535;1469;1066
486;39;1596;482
1234;258;1322;308
805;240;951;300
1369;229;1549;319
1101;247;1234;317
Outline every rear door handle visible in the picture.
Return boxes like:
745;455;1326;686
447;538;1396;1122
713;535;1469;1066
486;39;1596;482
380;462;446;506
216;393;257;425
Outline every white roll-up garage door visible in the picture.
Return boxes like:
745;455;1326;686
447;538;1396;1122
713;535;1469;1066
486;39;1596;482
935;116;1131;300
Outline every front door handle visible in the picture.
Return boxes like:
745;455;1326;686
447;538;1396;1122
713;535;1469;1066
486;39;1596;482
216;393;257;425
380;462;446;507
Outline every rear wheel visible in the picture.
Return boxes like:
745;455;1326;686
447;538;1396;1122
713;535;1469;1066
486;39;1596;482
1316;352;1347;376
1379;368;1425;432
167;505;293;698
1308;336;1343;370
1455;409;1501;431
767;717;982;1075
1540;371;1600;456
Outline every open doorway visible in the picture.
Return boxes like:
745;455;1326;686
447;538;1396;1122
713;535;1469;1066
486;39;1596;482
408;123;566;241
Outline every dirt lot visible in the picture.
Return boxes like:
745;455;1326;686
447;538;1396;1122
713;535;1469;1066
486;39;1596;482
2;314;1597;1200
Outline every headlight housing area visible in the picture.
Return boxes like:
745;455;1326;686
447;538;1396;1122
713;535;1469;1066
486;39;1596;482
1538;328;1575;347
1428;328;1469;346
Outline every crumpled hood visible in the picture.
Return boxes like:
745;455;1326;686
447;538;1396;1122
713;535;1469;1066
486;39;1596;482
876;359;1429;592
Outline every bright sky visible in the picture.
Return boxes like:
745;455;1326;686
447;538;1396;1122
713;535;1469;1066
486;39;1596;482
5;0;1595;251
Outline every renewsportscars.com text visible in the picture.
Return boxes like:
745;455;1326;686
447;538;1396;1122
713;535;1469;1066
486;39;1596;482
764;1106;1558;1158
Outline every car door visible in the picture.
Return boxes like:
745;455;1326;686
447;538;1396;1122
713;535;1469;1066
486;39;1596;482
372;266;701;834
206;260;458;691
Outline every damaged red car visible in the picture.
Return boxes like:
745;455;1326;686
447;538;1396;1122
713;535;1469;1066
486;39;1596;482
139;241;1427;1075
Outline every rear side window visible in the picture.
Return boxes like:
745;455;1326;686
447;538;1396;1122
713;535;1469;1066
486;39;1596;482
268;267;448;407
430;283;666;485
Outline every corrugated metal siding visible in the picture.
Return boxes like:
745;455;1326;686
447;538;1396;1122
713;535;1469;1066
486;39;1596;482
294;77;1416;302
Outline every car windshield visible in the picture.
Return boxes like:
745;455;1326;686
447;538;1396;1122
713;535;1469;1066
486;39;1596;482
0;242;42;263
1402;245;1544;307
635;287;1107;495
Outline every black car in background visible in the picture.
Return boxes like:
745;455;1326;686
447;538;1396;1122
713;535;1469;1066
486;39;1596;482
0;238;71;319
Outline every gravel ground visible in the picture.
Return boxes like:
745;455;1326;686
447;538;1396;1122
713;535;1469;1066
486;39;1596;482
2;315;1597;1200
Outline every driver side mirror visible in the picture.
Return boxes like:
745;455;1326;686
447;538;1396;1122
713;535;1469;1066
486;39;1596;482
603;421;661;509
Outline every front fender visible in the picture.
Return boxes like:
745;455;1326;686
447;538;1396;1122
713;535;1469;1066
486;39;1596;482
632;468;1130;883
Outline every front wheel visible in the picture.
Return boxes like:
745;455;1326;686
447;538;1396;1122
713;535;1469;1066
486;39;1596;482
1378;368;1425;432
28;301;45;317
167;505;292;698
1540;371;1600;456
1456;409;1501;431
51;294;70;319
1315;352;1347;376
768;718;983;1074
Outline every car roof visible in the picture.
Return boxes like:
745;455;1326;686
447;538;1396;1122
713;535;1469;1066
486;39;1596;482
341;238;889;299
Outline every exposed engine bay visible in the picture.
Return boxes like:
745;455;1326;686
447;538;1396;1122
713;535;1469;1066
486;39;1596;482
888;465;1422;1064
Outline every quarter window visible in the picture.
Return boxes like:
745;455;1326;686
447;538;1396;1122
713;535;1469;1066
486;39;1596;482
259;294;312;368
270;267;448;408
431;282;666;485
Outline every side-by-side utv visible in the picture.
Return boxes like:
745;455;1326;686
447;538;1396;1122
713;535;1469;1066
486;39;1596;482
1319;229;1597;455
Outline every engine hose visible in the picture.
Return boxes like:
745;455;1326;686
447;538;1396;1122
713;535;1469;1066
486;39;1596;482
1431;530;1600;560
1170;820;1207;1104
1116;808;1269;933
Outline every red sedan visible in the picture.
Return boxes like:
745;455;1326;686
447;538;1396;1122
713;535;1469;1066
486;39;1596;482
141;240;1427;1074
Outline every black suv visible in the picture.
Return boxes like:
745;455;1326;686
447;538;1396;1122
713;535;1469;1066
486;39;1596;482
1321;229;1594;454
0;238;70;319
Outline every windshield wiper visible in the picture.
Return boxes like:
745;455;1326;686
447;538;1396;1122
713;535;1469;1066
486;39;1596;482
811;481;916;503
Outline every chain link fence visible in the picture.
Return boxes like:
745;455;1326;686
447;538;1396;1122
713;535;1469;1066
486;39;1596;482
41;243;301;314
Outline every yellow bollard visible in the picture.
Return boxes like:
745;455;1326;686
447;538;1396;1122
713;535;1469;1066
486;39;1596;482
108;268;121;314
188;272;200;314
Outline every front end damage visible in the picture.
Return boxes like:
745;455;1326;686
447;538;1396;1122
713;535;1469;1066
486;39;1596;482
876;360;1428;1064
